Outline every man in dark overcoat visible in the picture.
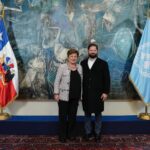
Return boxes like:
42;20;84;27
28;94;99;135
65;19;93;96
81;43;110;142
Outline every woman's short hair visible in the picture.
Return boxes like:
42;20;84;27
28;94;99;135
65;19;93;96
88;43;98;50
67;49;79;57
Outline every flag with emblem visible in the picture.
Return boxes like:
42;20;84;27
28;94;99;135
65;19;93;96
0;19;18;108
129;19;150;105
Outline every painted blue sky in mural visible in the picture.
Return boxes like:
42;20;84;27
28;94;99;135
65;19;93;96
1;0;148;99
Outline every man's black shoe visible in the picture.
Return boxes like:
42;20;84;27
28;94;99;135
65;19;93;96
95;134;101;143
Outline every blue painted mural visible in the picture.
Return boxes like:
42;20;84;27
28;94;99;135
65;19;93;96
1;0;148;100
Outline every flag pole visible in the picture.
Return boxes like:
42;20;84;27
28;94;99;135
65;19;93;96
0;106;10;120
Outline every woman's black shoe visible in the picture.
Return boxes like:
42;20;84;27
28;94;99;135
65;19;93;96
59;137;66;143
84;133;93;141
68;137;76;141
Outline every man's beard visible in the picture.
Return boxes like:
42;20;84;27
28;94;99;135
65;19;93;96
89;54;98;58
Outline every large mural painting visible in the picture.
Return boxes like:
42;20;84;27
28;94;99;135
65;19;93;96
1;0;148;100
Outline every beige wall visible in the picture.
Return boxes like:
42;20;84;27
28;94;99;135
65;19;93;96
5;100;148;116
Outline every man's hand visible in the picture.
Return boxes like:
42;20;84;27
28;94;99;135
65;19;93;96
101;93;108;101
54;94;59;102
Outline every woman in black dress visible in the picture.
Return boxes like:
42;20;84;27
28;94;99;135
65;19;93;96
54;49;82;142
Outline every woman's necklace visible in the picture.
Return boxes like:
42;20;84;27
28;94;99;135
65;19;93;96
68;63;77;71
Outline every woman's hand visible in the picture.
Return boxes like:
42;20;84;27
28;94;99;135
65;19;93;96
54;94;59;102
101;93;108;101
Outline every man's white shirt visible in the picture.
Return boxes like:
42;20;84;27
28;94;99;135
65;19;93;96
88;57;97;69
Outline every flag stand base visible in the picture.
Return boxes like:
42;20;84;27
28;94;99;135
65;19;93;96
138;113;150;120
138;106;150;120
0;112;11;120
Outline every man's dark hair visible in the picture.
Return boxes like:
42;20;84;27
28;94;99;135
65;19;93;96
88;43;98;50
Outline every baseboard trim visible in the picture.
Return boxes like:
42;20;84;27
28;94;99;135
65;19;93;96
0;115;150;135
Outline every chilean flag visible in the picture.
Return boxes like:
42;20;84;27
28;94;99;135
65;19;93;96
0;19;18;108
